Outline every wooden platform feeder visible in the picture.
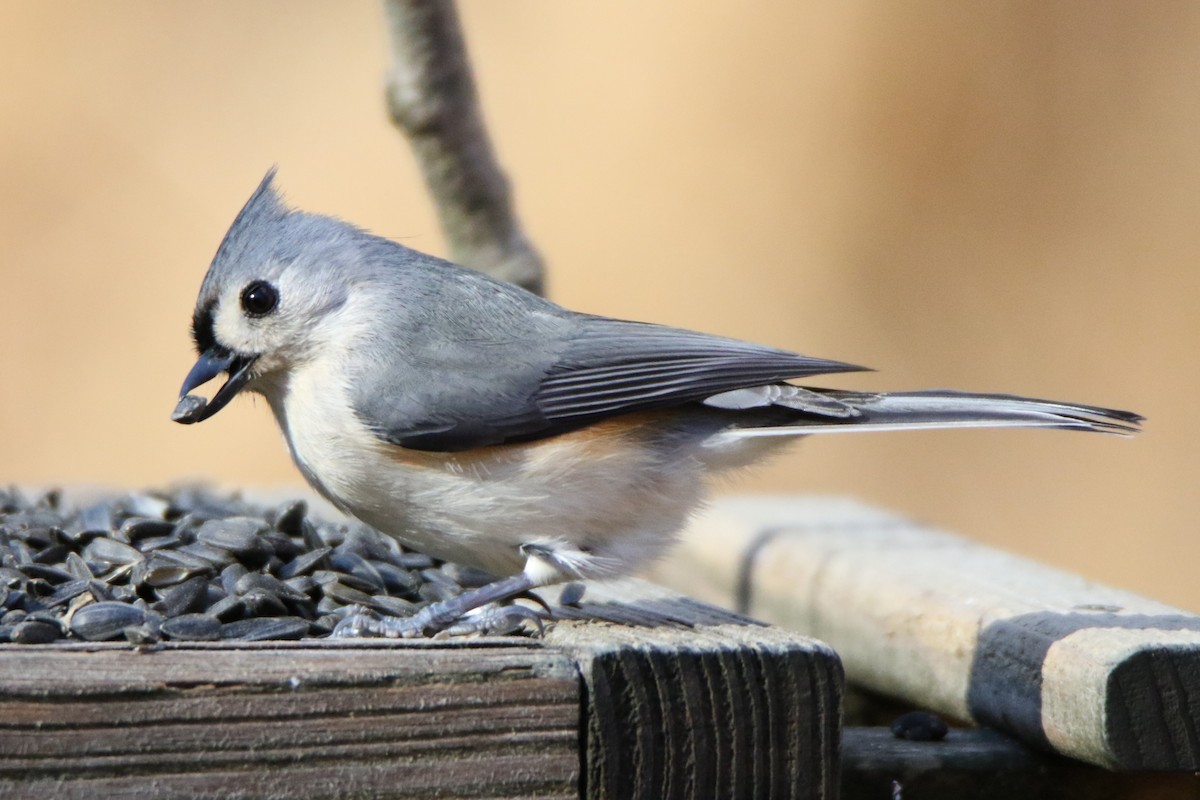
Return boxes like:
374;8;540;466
4;498;1200;798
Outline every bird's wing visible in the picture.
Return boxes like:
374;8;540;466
357;313;865;452
530;317;863;427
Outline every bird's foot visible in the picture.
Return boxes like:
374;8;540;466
332;601;546;638
445;603;546;637
331;572;542;639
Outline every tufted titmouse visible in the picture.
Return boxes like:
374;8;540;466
173;171;1141;636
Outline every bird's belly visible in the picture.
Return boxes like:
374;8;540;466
275;386;707;579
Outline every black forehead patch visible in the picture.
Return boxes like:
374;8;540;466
191;301;216;354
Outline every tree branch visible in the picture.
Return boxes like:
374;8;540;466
382;0;545;295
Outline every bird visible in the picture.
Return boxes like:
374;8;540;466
172;170;1142;637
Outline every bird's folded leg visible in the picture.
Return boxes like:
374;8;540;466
332;572;538;639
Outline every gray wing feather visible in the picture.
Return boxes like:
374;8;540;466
360;296;865;451
531;317;863;425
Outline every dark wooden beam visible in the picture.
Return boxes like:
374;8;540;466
843;727;1200;800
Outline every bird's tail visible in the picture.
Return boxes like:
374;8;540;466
708;389;1142;443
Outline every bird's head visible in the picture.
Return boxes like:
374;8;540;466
172;170;359;424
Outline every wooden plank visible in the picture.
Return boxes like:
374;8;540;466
546;580;842;800
0;578;840;799
842;727;1200;800
0;642;580;799
649;496;1200;770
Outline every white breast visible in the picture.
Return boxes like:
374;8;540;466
263;359;707;580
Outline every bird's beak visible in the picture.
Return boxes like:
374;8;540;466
171;348;258;424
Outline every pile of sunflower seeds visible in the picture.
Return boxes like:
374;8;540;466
0;486;499;644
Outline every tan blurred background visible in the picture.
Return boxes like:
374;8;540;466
0;3;1195;608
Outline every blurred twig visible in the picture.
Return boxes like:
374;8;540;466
382;0;545;295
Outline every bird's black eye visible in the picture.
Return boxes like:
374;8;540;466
240;281;279;317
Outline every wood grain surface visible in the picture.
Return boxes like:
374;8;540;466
547;580;842;800
0;578;841;799
0;641;580;799
652;496;1200;770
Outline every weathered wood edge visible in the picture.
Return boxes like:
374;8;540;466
0;578;842;800
545;579;843;800
649;495;1200;771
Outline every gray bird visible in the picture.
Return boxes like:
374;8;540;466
173;171;1142;637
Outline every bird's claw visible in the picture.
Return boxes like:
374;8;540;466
512;589;553;616
331;605;393;638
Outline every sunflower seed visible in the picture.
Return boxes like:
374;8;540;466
366;594;418;617
18;527;56;549
316;596;345;615
63;552;92;580
206;594;245;622
239;589;288;617
119;518;175;543
300;519;325;552
76;502;114;536
11;619;60;644
257;531;294;558
23;578;53;598
153;575;209;616
277;547;331;579
420;569;462;593
19;563;74;585
440;563;496;589
46;579;92;609
25;609;62;626
395;553;435;570
373;562;420;596
4;590;30;612
177;541;236;567
69;602;146;641
84;538;143;567
120;494;170;521
235;572;307;602
559;582;587;606
323;581;374;607
135;534;181;553
283;575;318;597
220;616;309;641
33;543;72;565
1;609;26;625
161;613;221;641
197;517;268;556
221;563;248;596
419;581;461;604
272;500;307;535
141;552;211;587
328;552;385;593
